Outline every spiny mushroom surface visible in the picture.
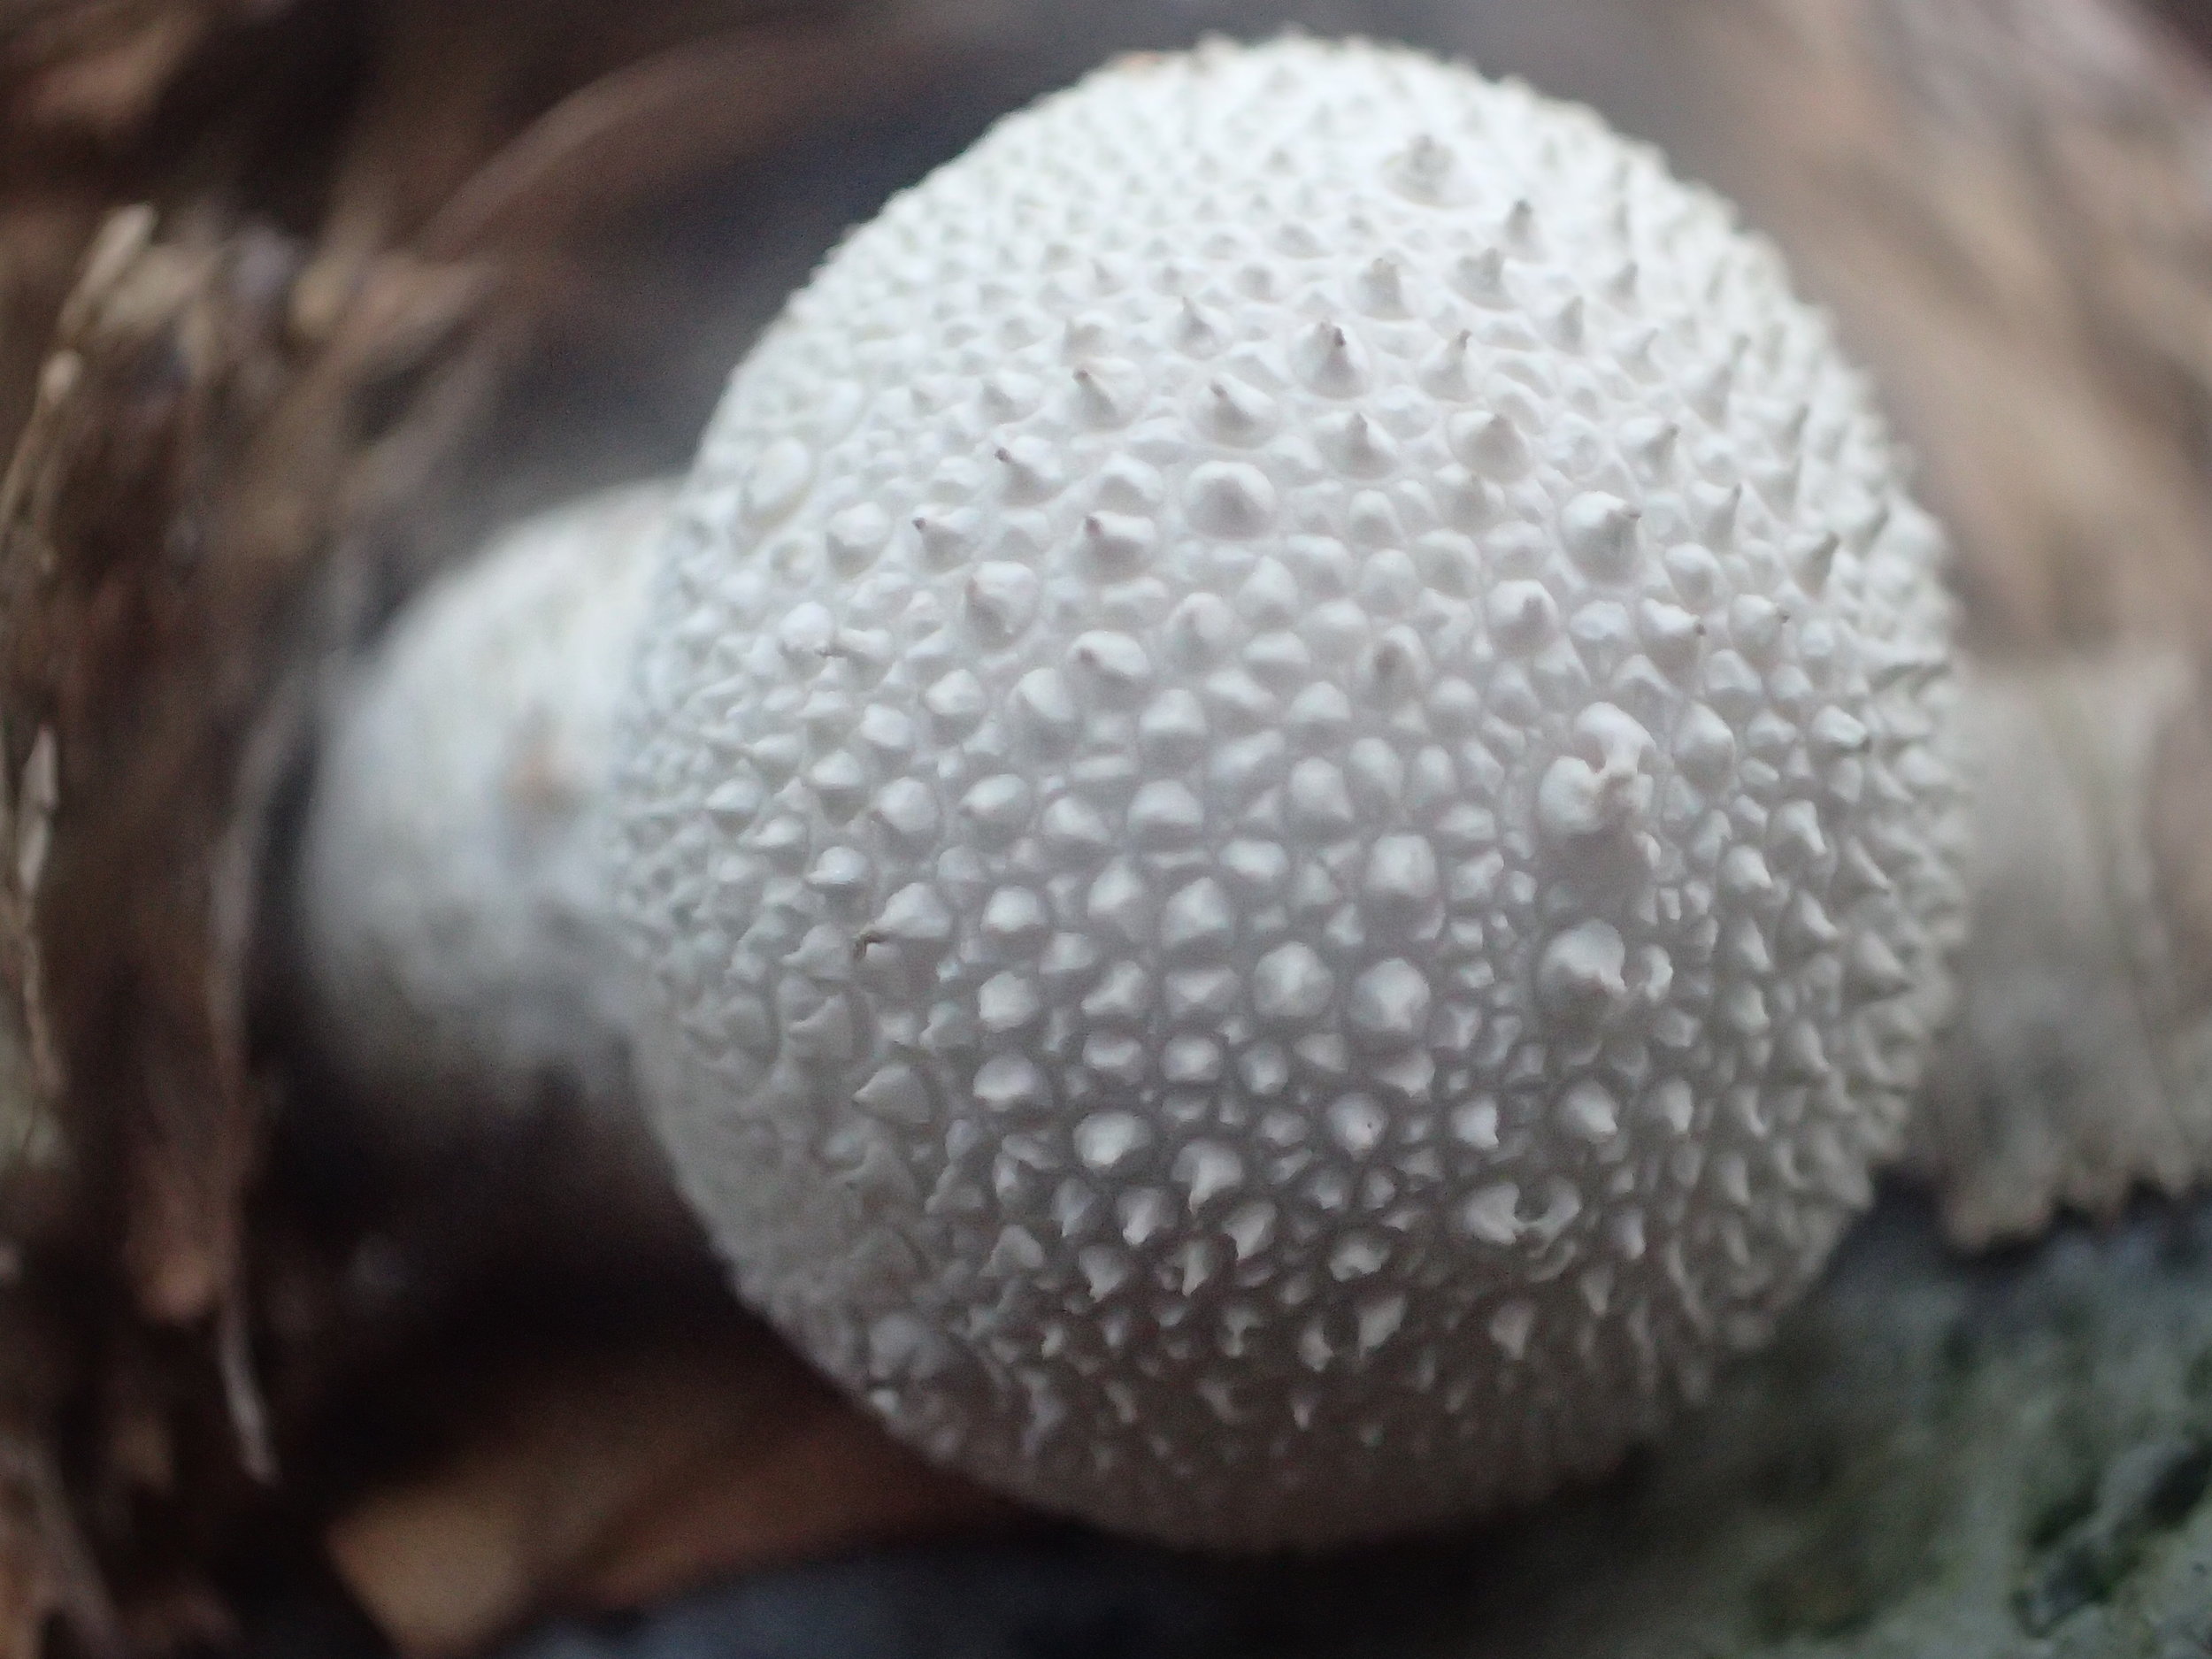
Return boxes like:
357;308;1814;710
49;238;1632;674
608;36;1968;1547
297;480;672;1132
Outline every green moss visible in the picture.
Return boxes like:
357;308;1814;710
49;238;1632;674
1275;1192;2212;1659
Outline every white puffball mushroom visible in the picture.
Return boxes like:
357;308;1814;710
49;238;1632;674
296;479;672;1130
609;37;1969;1547
1921;650;2212;1247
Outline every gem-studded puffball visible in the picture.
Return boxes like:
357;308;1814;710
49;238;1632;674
612;37;1968;1548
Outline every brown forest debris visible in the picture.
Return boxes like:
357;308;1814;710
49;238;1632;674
0;2;941;1652
0;1;280;145
1645;0;2212;657
325;1333;1010;1659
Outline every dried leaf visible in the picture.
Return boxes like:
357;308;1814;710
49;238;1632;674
326;1333;1010;1658
2;213;307;1324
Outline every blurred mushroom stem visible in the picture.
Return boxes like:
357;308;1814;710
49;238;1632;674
1919;645;2212;1245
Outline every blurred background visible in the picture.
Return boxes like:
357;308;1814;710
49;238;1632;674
9;4;2212;1657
